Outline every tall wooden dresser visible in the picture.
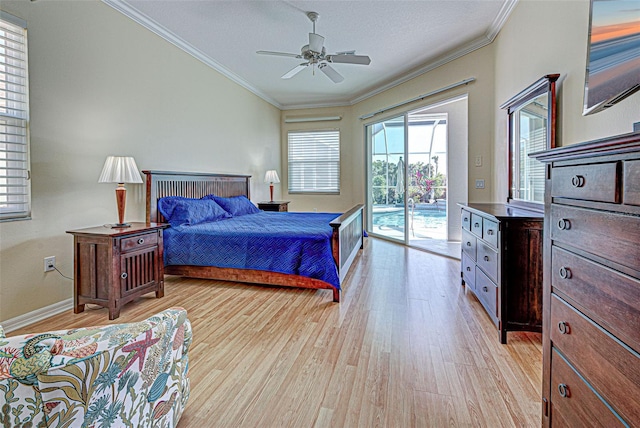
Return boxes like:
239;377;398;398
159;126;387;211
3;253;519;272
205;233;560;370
534;132;640;427
459;203;543;344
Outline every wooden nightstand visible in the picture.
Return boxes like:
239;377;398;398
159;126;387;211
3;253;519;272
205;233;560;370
258;201;290;212
66;222;169;319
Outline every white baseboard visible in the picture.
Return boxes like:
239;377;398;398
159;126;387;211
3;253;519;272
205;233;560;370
1;298;74;333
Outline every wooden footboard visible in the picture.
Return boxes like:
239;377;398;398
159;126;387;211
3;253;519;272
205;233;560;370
143;170;364;302
330;204;364;283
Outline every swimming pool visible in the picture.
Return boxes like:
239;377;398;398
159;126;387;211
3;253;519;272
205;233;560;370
373;209;447;229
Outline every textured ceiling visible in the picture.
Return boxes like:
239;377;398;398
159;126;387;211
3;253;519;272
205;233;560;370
104;0;516;109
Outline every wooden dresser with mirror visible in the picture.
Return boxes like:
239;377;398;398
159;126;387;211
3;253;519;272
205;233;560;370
533;132;640;427
460;74;559;344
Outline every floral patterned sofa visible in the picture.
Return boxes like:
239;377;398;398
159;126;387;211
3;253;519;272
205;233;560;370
0;307;191;427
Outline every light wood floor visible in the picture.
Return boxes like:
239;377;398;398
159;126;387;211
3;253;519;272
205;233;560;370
12;238;542;427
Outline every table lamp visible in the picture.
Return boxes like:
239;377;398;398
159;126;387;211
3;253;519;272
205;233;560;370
264;170;280;202
98;156;143;227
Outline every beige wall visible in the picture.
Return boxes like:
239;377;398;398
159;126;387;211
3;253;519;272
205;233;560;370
0;1;280;322
493;0;640;201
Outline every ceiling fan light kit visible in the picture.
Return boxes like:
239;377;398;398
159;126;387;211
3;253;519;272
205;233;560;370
257;11;371;83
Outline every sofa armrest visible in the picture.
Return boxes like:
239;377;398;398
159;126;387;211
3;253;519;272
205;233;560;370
1;307;191;428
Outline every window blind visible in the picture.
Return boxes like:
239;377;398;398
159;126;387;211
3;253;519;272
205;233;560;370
288;130;340;194
0;14;30;220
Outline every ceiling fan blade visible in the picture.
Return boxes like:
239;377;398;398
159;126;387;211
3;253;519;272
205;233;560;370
327;54;371;65
309;33;325;53
319;63;344;83
257;50;302;59
282;63;308;79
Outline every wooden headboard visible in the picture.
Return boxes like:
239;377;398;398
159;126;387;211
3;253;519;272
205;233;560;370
144;170;252;223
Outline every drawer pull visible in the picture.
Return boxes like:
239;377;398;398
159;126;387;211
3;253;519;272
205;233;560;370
482;286;488;292
558;383;570;398
486;229;494;236
466;267;471;272
559;267;572;279
137;238;144;245
474;222;480;228
466;241;472;247
121;272;128;279
557;218;571;230
557;321;570;335
483;255;490;262
571;175;585;188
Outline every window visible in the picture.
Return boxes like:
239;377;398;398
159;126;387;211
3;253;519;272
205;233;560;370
288;130;340;194
0;13;30;221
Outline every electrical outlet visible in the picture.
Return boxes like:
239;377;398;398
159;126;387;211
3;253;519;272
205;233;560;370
475;155;482;167
475;179;485;189
44;256;56;272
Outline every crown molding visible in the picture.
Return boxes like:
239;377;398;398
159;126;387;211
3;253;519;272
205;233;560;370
102;0;283;109
487;0;519;42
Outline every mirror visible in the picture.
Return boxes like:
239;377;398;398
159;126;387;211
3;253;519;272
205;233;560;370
501;74;559;210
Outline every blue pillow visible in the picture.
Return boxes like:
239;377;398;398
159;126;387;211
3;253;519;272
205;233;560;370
158;196;231;226
205;195;260;216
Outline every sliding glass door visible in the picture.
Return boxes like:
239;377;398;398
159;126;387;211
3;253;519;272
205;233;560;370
367;100;460;256
367;115;406;242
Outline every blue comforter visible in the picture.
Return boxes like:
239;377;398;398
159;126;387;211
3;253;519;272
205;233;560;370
163;211;341;288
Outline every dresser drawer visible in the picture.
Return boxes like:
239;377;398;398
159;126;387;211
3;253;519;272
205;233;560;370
471;213;483;237
475;268;497;320
551;162;620;203
477;241;498;282
550;348;626;427
462;229;477;261
624;160;640;206
552;246;640;351
550;295;640;424
550;204;640;272
120;232;158;252
461;209;471;231
482;219;498;248
461;251;475;290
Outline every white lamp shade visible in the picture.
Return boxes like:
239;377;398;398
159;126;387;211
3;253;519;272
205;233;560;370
98;156;143;184
264;170;280;184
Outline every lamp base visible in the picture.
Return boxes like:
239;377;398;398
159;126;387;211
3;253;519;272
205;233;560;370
111;223;131;228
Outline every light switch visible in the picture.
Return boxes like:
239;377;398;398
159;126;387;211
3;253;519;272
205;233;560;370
475;179;485;189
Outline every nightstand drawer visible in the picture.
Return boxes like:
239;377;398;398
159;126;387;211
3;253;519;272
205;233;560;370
121;232;158;252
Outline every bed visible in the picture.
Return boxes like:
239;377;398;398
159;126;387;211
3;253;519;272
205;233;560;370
144;170;364;302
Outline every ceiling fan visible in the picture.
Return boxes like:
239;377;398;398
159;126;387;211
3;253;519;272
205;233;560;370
257;11;371;83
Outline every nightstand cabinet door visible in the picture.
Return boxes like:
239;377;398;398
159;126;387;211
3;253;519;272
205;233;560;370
120;239;161;298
